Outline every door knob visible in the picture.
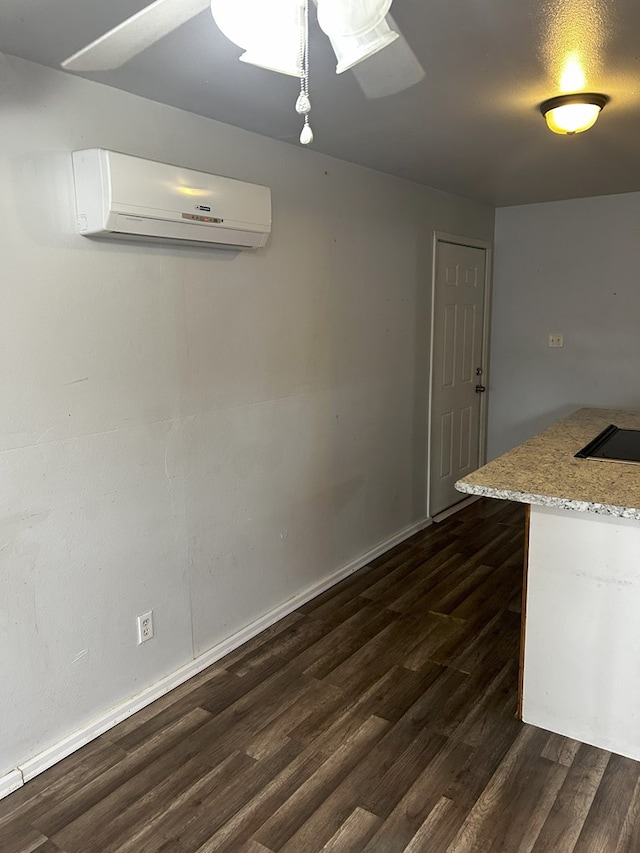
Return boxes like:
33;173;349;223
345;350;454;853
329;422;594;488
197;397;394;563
475;384;486;393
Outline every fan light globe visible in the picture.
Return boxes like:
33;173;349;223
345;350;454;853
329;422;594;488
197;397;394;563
210;0;303;77
317;0;397;73
317;0;393;37
208;0;421;144
540;93;609;135
326;21;398;74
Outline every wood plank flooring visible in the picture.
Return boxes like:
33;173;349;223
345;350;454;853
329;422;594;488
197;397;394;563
2;498;640;852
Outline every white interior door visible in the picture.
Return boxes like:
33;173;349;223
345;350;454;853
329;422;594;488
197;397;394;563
430;238;488;517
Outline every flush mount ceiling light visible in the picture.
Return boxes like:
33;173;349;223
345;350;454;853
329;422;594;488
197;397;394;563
539;93;609;135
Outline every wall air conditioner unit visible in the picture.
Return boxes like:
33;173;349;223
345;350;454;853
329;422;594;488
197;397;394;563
71;149;271;250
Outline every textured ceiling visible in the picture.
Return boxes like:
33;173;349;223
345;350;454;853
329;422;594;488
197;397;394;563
1;0;639;206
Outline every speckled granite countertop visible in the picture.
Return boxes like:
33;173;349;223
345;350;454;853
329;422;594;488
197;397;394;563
456;408;640;520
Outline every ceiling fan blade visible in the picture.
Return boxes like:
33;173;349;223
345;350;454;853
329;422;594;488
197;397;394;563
351;15;425;99
61;0;211;72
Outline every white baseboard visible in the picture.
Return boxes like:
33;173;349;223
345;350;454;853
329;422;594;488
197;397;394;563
5;515;430;797
0;769;24;800
432;495;479;523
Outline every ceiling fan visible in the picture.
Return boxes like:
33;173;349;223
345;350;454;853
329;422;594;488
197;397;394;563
61;0;425;144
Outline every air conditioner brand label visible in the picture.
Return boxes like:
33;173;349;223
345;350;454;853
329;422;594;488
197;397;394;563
196;205;211;212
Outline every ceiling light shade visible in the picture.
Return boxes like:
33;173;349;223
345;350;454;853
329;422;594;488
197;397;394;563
325;20;399;74
238;47;301;78
239;31;302;78
540;93;609;135
317;0;398;73
317;0;393;37
210;0;303;77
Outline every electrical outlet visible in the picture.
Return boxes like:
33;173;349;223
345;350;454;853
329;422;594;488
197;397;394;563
548;333;564;348
136;610;154;644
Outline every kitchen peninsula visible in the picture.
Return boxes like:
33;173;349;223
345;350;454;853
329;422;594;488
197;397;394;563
456;408;640;761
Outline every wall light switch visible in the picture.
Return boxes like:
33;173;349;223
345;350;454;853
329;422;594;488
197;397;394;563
548;333;564;348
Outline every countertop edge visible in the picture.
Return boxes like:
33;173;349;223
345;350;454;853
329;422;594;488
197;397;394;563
455;480;640;521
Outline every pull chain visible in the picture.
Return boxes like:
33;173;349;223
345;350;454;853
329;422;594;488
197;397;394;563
295;0;313;145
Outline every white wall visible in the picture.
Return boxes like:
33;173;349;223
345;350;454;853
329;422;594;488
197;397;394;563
489;192;640;458
0;53;493;781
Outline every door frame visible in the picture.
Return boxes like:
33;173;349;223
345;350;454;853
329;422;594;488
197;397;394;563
427;231;494;519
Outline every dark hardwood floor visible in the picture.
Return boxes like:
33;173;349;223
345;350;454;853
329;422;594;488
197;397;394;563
2;498;640;852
